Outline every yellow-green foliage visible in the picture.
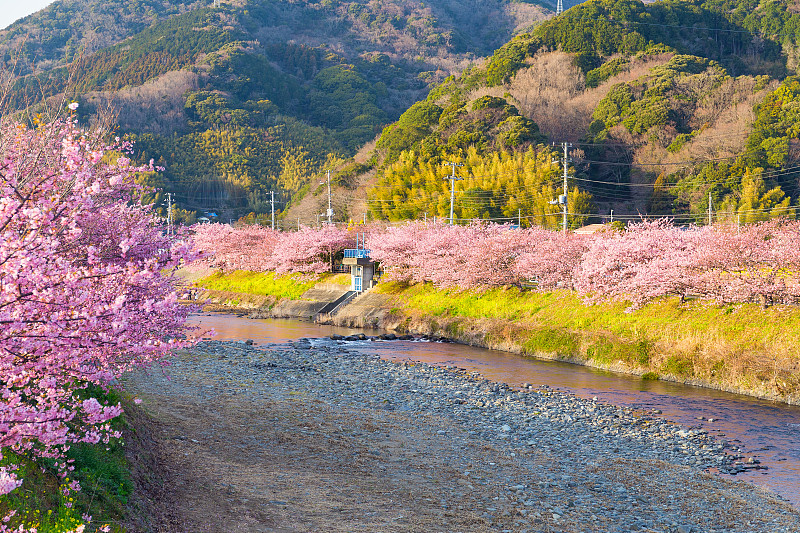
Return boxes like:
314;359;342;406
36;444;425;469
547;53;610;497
194;271;349;299
377;281;800;398
194;271;315;299
369;145;594;227
379;281;800;352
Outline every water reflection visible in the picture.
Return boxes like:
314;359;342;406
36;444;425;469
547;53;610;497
187;313;800;507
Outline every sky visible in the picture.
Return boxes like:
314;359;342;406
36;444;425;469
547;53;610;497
0;0;57;30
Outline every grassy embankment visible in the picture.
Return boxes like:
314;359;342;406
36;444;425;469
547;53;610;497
376;282;800;404
0;389;137;533
189;270;350;310
185;270;800;403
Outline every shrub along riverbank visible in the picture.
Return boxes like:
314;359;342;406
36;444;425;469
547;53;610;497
191;270;800;404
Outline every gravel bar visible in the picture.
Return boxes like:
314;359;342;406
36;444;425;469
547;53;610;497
127;339;800;532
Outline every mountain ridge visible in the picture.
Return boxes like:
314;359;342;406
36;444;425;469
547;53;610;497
8;0;800;228
338;0;800;228
1;0;554;223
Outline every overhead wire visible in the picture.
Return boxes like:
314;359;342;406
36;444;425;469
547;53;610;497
619;18;800;39
365;153;800;221
440;201;800;225
163;128;800;219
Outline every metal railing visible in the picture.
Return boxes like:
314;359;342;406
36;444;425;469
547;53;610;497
318;290;359;316
343;249;371;259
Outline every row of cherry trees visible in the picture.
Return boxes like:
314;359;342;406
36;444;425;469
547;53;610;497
191;223;355;274
0;111;194;528
194;219;800;308
370;219;800;307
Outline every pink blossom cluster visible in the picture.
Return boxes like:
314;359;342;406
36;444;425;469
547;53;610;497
0;117;195;498
192;218;800;308
368;219;800;308
191;223;281;272
574;219;800;307
366;222;587;290
190;223;354;274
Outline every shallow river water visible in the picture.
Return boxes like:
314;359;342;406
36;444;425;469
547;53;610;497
188;313;800;508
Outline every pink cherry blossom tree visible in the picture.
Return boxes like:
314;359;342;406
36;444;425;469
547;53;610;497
694;220;800;306
190;222;281;272
514;227;589;291
364;222;426;283
194;216;800;309
272;224;354;274
424;224;519;288
0;115;195;498
368;222;587;291
575;220;703;308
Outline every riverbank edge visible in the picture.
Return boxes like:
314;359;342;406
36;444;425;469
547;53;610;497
190;276;800;405
123;340;800;530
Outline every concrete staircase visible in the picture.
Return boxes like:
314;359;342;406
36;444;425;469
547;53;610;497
317;290;358;316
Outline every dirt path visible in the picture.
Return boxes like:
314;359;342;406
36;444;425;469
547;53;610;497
121;341;800;532
124;383;523;531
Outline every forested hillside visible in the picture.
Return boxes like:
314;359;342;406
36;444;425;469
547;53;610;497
9;0;800;227
0;0;206;73
1;0;551;223
352;0;800;227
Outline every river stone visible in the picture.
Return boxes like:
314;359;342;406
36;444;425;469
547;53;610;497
146;338;800;532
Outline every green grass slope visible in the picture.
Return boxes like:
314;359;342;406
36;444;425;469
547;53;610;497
376;281;800;404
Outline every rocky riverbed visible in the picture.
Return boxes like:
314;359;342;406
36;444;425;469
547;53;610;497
124;339;800;532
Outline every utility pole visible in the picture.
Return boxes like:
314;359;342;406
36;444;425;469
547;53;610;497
708;192;713;226
443;161;464;225
270;190;275;230
550;143;571;232
326;170;333;224
166;192;173;236
518;208;521;228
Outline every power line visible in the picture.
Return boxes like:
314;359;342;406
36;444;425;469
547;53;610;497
368;142;782;192
568;131;753;147
413;202;800;225
620;19;800;39
368;155;800;202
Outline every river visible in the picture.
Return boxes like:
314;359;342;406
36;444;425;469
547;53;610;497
188;312;800;508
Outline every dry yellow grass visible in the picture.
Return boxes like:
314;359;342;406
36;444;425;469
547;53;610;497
375;282;800;404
